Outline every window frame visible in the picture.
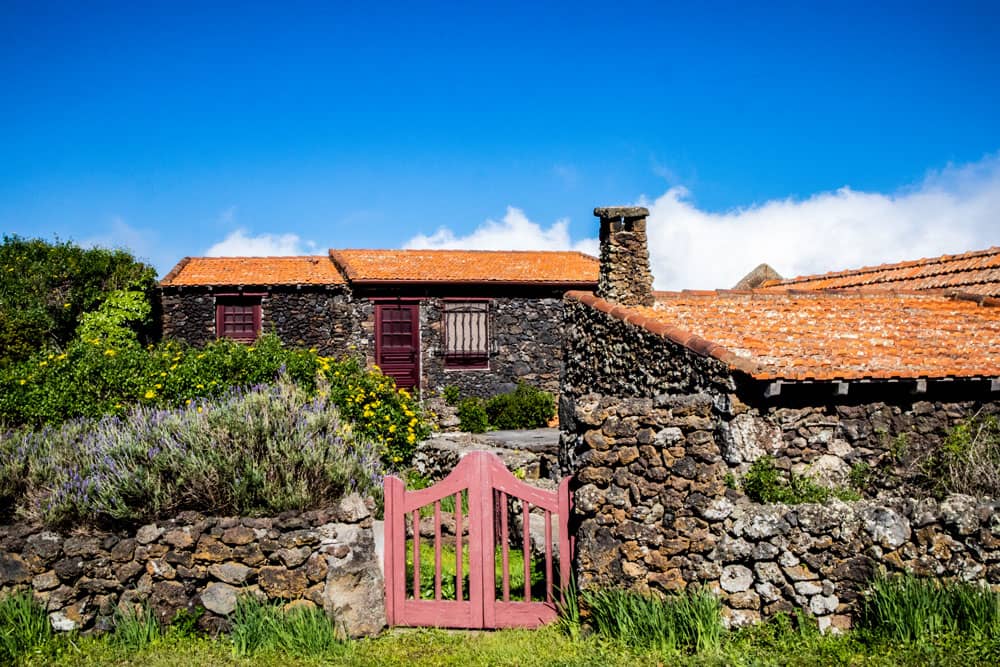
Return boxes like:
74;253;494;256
442;298;491;370
215;294;263;342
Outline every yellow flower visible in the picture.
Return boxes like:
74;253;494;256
196;384;204;389
406;433;416;444
38;360;47;367
196;353;205;359
185;399;192;406
18;379;26;385
144;389;156;399
197;406;203;413
155;383;162;389
63;302;71;308
104;349;116;357
56;353;67;361
170;364;178;371
160;372;167;377
388;424;397;433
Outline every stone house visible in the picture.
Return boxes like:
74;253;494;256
561;206;1000;628
159;249;597;395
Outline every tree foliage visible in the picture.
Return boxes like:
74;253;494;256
0;235;157;366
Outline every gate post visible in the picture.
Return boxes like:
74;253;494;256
383;475;405;626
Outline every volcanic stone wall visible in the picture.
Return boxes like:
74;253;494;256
419;296;564;398
561;295;1000;629
0;495;385;637
160;286;365;357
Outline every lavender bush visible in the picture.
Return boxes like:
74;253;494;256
0;377;385;525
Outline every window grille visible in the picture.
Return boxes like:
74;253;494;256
443;301;490;368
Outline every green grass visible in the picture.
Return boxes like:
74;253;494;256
5;575;1000;666
405;541;546;601
0;591;53;664
859;571;1000;643
17;623;1000;667
579;587;723;654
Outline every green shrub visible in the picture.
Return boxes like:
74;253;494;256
484;383;555;430
741;456;858;504
442;385;461;406
0;591;54;663
0;334;430;466
579;587;723;654
457;397;489;433
859;571;1000;643
0;235;156;368
230;596;344;657
0;377;386;525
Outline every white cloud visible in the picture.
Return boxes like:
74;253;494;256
405;206;597;255
205;229;317;256
643;153;1000;289
404;153;1000;290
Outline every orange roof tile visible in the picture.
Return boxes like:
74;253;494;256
328;249;599;284
160;256;345;286
567;289;1000;381
762;247;1000;296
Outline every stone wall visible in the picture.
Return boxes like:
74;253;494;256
0;495;385;637
419;296;564;398
160;286;366;357
561;295;1000;628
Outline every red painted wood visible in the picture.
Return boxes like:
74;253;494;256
522;501;531;601
383;451;572;629
455;492;464;603
544;510;553;604
375;304;420;389
412;510;420;600
434;501;442;601
500;491;509;602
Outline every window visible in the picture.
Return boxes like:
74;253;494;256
216;296;261;342
443;301;490;369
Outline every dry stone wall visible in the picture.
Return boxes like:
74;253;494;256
419;296;564;398
561;296;1000;629
159;286;367;357
0;495;385;637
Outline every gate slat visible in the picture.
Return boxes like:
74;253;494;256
455;492;464;602
500;491;509;602
522;501;530;601
434;500;442;600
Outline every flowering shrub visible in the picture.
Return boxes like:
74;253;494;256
0;379;386;525
0;334;430;465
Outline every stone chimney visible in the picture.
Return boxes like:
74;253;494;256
594;206;653;307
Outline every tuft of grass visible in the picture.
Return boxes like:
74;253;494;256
229;596;343;658
741;456;858;504
579;587;723;654
109;604;162;651
0;591;54;663
859;571;1000;644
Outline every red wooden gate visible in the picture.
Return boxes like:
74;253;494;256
384;451;572;629
376;303;419;389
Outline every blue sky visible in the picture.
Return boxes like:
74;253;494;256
2;1;999;287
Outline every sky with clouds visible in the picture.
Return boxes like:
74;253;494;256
1;2;998;287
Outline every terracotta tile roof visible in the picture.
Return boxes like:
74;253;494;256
328;249;599;284
566;289;1000;382
160;256;345;286
762;247;1000;296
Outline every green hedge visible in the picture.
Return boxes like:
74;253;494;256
455;383;555;432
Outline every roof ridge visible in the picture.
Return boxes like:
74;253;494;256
329;247;597;256
777;246;1000;285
